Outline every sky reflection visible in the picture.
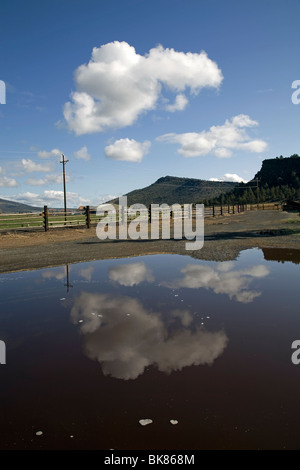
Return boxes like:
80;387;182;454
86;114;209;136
71;292;228;380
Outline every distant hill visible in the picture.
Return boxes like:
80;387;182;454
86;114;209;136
0;198;42;214
110;176;237;206
208;155;300;205
253;155;300;187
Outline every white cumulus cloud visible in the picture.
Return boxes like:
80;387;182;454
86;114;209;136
8;190;89;208
0;176;19;187
74;146;91;161
63;41;223;135
209;173;247;183
104;138;151;162
94;194;119;205
71;292;228;380
157;114;267;158
164;263;270;304
108;262;154;286
37;148;62;159
78;267;95;282
21;159;53;173
25;173;71;186
165;93;188;112
42;267;66;281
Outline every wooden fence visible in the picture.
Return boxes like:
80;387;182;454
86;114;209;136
0;202;282;233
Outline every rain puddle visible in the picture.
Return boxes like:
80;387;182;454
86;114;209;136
0;247;299;449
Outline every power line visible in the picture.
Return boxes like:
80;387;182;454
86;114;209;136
232;178;261;204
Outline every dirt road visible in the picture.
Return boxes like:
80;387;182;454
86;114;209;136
0;210;299;273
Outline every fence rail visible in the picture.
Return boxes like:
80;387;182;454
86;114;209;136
0;202;282;233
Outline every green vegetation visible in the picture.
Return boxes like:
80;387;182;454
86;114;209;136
285;218;300;224
0;212;115;231
0;198;42;214
1;154;300;226
110;176;236;206
0;214;44;230
204;155;300;206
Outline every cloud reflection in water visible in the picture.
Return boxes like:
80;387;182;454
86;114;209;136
71;292;228;380
108;262;154;286
165;262;270;303
42;267;66;281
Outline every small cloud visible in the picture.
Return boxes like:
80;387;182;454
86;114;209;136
25;173;71;186
0;176;19;187
78;266;94;282
7;190;89;208
164;263;270;304
165;94;188;112
157;114;267;158
42;267;66;281
209;173;247;183
108;262;154;286
37;148;62;159
21;159;53;173
94;194;119;205
25;178;48;186
104;138;151;163
74;146;90;161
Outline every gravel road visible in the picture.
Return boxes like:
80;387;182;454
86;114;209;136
0;210;299;274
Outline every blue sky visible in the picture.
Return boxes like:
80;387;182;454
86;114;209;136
0;0;300;208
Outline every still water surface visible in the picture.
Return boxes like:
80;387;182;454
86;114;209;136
0;248;299;449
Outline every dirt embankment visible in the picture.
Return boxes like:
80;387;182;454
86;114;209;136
0;210;299;274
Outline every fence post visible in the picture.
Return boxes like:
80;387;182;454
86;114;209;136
233;204;235;214
220;205;223;216
85;205;91;229
148;205;152;224
213;205;215;217
43;205;49;232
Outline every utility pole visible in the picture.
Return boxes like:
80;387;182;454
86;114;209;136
60;154;69;222
64;264;73;293
255;178;260;205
